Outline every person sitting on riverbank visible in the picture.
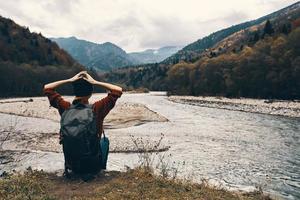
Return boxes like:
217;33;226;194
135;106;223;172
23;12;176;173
43;71;122;180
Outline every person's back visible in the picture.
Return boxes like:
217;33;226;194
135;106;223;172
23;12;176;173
43;71;122;179
61;103;100;176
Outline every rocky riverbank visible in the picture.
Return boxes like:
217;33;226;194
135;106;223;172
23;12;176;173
0;94;168;128
0;94;169;163
168;96;300;118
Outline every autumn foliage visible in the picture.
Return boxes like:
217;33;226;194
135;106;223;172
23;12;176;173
167;27;300;99
105;17;300;99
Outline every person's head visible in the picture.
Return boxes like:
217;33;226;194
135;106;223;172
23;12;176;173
72;78;93;98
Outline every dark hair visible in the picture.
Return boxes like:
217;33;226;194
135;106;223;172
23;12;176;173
72;79;93;97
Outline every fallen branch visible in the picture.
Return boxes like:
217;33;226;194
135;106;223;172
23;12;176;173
0;98;33;104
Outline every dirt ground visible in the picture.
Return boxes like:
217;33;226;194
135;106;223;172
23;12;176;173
0;168;271;200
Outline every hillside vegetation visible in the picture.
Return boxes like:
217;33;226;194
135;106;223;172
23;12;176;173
0;16;86;97
104;2;300;99
167;25;300;99
162;2;300;65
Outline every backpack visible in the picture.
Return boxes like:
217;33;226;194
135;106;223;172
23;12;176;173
60;103;101;174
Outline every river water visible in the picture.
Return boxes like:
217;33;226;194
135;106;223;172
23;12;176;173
0;92;299;199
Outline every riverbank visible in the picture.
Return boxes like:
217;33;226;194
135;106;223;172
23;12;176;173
168;96;300;118
0;167;271;200
0;94;168;129
0;94;169;162
0;93;298;199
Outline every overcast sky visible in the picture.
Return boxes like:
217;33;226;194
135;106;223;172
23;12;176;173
0;0;298;52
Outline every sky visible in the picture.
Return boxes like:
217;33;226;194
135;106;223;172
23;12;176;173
0;0;298;52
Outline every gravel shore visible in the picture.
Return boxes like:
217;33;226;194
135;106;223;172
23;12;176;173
0;94;167;129
0;94;169;155
168;96;300;118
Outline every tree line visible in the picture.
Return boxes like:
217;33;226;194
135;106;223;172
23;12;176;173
104;18;300;99
167;25;300;99
0;16;101;97
0;16;74;66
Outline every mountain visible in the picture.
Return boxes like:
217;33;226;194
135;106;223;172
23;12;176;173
162;2;300;65
128;46;182;64
51;37;137;71
0;16;85;97
52;37;182;70
0;17;76;66
167;22;300;99
103;2;300;99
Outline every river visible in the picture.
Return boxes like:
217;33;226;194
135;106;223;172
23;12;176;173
0;92;299;199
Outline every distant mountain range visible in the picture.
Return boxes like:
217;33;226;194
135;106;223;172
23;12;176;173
128;46;182;64
103;1;300;99
162;1;300;65
1;1;299;99
51;37;181;71
51;37;134;71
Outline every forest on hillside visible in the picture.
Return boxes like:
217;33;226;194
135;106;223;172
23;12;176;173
168;26;300;99
0;62;85;97
162;2;300;65
104;16;300;99
166;16;300;99
0;16;89;97
0;16;75;66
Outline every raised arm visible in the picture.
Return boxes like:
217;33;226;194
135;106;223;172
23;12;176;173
83;72;122;128
43;71;86;90
83;72;122;93
43;71;88;114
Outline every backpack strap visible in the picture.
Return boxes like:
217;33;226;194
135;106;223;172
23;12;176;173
70;103;93;109
86;104;93;109
102;130;106;139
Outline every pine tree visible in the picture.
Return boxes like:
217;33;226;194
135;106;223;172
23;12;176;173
281;23;291;35
253;32;260;42
264;20;274;35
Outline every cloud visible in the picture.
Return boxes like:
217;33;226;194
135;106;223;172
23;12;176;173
0;0;298;52
42;0;79;15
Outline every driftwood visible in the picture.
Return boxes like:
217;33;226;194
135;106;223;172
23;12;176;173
0;99;33;104
110;146;170;154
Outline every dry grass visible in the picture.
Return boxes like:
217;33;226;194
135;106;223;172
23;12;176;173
0;169;53;200
0;135;272;200
0;168;271;200
130;134;183;179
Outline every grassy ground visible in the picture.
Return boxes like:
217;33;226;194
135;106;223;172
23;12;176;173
0;168;271;200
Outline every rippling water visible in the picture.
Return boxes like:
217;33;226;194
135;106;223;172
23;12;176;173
1;92;299;199
110;92;300;199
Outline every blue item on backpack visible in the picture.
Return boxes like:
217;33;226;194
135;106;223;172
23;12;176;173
100;131;109;169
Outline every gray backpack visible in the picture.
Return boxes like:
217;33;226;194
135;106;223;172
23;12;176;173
60;103;101;174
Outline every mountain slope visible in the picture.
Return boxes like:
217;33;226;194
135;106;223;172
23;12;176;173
129;46;182;64
162;2;300;65
51;37;136;71
0;16;85;97
167;24;300;99
0;17;75;66
103;2;300;99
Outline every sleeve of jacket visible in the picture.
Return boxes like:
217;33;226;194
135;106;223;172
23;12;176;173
43;88;70;115
93;89;122;120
